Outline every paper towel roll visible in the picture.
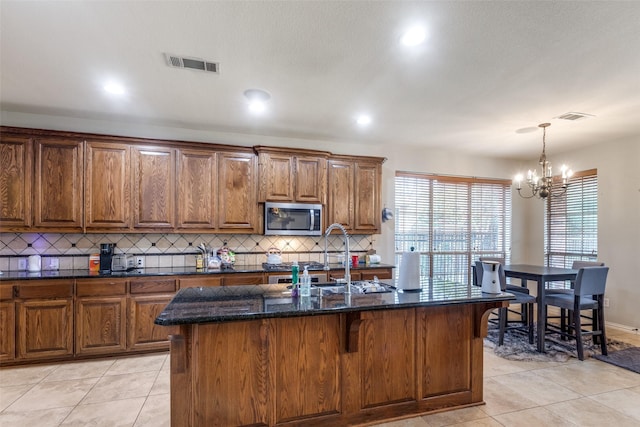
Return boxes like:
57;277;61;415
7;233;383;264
397;251;421;291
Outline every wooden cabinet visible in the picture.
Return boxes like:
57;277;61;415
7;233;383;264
85;141;131;230
128;277;178;351
256;147;328;203
75;278;127;355
327;267;392;282
33;137;84;230
0;284;15;362
15;280;74;360
0;134;32;230
132;145;176;229
222;272;265;287
217;151;258;232
179;276;223;288
327;157;383;234
176;148;217;230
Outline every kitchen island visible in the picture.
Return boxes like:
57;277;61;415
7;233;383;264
155;283;510;427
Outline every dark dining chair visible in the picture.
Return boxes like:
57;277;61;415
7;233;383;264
475;261;535;346
544;266;609;360
546;261;605;339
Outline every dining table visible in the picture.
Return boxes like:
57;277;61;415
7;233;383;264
503;264;578;352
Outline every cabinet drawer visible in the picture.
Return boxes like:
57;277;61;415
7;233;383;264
77;278;127;297
223;273;265;286
359;268;393;281
179;276;223;288
15;281;73;299
130;278;177;294
0;286;13;301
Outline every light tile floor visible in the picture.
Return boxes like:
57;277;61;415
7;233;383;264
1;327;638;427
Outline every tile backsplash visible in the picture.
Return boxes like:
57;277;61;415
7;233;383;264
0;233;377;271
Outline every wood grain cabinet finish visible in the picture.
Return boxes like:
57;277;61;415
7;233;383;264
15;279;74;361
75;278;128;355
257;148;328;203
128;294;177;351
176;148;217;230
0;134;32;230
0;301;16;362
33;137;84;230
327;157;383;234
217;151;258;232
132;145;176;229
85;141;131;230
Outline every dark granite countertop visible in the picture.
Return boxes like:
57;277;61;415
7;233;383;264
0;263;394;281
154;282;513;326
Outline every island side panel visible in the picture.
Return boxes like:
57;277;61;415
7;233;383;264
273;314;342;424
360;308;416;408
192;320;270;427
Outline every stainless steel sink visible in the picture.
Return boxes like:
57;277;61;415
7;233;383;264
312;281;393;294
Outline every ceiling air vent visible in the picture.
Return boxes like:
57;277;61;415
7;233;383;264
555;112;594;121
165;53;219;74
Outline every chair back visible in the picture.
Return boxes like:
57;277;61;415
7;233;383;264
575;266;609;297
572;260;604;269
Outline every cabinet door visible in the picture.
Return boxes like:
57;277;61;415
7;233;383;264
84;141;131;230
0;301;15;362
176;149;216;229
129;294;178;351
353;161;381;233
217;151;257;232
294;156;326;204
132;146;175;229
259;152;294;202
33;138;83;230
327;159;354;230
17;299;73;359
85;141;131;229
0;135;32;230
76;297;127;355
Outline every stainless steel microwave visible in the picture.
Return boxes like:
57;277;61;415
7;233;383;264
264;202;322;236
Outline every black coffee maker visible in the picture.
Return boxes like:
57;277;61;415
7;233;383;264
99;243;116;273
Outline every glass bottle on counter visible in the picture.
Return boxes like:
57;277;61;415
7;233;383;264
291;260;299;297
300;266;311;297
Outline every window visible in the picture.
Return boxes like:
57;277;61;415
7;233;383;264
545;169;598;268
395;172;512;292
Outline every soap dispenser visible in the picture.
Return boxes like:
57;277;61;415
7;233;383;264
300;266;311;297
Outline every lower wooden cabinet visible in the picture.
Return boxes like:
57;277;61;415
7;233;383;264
76;297;127;355
129;294;178;351
17;298;73;360
0;301;15;362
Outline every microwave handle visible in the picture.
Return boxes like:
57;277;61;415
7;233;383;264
309;209;315;231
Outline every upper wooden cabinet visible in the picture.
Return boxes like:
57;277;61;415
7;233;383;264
217;151;258;232
327;156;383;234
256;147;328;204
176;148;217;230
0;133;32;230
85;141;132;230
132;145;176;229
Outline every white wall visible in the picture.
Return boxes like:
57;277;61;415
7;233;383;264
3;111;638;328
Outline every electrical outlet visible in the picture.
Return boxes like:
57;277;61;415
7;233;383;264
136;256;145;268
603;298;610;307
48;257;59;270
18;258;27;270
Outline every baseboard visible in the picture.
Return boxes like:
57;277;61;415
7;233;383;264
607;321;640;334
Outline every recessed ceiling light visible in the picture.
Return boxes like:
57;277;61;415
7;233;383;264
244;89;271;114
103;82;125;95
401;26;426;46
356;114;372;126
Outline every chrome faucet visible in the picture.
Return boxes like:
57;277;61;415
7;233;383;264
324;222;351;294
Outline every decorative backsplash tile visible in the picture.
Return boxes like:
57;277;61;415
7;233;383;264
0;233;378;271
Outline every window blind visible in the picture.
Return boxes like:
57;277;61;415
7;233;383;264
395;172;512;288
545;169;598;268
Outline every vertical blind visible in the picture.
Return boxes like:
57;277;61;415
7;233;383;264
545;169;598;268
395;172;512;288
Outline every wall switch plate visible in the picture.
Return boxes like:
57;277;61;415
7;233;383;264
48;258;59;270
136;256;145;268
603;298;610;308
18;258;27;270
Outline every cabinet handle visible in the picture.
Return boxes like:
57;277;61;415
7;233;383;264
13;286;19;298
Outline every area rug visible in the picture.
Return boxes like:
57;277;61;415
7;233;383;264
484;325;634;362
594;347;640;374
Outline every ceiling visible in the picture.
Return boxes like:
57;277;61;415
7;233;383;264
1;1;639;159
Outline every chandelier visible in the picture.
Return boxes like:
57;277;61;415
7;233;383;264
514;123;572;199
